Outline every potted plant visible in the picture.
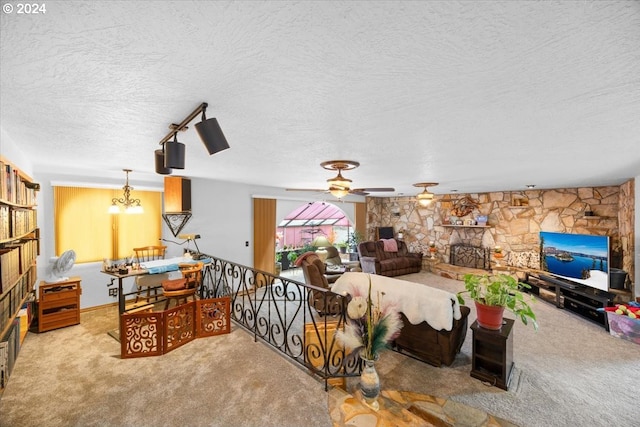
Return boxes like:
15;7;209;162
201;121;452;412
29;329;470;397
456;273;538;331
275;252;282;276
337;241;348;254
287;250;299;267
347;230;364;253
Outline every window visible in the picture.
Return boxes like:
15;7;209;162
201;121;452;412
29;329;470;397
54;186;162;263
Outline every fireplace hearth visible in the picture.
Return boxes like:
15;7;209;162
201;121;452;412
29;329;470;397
450;244;491;270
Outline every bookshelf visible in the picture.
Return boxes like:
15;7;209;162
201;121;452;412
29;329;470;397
0;155;39;392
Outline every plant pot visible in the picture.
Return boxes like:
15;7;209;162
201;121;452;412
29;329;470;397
475;301;505;330
275;262;282;276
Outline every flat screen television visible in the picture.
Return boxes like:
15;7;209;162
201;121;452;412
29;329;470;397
539;231;609;292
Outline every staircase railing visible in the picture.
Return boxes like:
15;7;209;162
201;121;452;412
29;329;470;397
198;254;360;390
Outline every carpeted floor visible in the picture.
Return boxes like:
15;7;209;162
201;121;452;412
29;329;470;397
0;271;638;427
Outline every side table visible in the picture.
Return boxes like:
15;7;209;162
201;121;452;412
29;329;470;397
470;318;514;390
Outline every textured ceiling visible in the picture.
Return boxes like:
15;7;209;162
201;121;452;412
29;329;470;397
1;1;639;197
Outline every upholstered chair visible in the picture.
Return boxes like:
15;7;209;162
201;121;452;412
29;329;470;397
324;246;361;272
296;252;346;316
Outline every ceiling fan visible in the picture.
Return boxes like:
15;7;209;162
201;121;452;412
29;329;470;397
286;160;395;199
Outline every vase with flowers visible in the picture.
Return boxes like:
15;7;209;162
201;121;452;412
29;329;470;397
428;241;437;259
335;276;402;410
493;246;504;267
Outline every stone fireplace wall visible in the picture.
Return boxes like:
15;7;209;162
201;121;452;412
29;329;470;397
366;181;635;295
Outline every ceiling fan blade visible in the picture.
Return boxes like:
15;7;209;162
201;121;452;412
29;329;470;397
285;188;328;192
351;187;395;192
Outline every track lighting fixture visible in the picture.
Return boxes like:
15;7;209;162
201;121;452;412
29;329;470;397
164;133;185;169
195;105;230;155
154;145;172;175
154;102;230;174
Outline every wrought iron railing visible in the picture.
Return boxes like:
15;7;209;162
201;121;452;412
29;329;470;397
198;255;361;390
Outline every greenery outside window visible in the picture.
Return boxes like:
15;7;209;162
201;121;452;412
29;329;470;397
54;186;162;263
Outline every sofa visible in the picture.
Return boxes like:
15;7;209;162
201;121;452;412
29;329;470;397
357;239;423;277
331;272;470;367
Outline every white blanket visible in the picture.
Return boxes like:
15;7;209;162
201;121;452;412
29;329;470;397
331;272;461;331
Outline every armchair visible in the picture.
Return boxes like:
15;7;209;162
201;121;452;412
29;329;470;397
296;252;346;316
324;246;361;272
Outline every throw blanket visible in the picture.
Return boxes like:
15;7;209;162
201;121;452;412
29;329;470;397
140;256;193;274
331;272;462;331
381;238;398;252
145;264;179;274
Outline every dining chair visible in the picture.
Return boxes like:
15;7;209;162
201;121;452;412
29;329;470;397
162;262;203;309
133;245;167;303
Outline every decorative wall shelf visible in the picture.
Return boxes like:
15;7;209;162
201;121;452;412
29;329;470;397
443;225;491;229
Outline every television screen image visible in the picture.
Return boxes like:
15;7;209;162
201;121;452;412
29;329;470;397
539;231;609;292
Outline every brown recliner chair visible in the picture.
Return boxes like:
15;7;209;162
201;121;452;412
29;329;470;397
324;246;361;272
296;252;346;316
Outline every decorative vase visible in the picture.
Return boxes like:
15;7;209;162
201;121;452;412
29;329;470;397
360;354;380;411
475;301;505;330
493;252;504;267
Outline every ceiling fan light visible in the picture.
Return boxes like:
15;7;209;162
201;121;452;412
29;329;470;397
417;190;434;207
155;149;172;175
164;140;185;169
327;171;351;191
195;117;230;155
329;186;349;199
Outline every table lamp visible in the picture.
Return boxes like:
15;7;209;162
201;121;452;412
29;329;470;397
312;236;332;263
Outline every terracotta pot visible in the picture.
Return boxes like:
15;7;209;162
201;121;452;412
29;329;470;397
475;301;505;330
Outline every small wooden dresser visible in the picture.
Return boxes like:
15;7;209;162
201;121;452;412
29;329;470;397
38;277;81;332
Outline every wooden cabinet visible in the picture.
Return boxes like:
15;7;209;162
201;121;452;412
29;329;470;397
38;278;81;332
470;319;514;390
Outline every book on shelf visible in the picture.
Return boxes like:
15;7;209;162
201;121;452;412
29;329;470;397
0;159;38;206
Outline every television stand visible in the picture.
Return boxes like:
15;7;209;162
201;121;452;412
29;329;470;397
526;273;615;328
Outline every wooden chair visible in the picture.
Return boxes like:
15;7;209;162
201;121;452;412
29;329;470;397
162;262;203;310
133;245;167;303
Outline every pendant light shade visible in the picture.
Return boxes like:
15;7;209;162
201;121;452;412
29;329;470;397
155;149;172;175
195;117;230;155
164;135;185;169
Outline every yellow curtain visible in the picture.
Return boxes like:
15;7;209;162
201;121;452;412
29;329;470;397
54;187;162;263
354;202;366;239
253;198;276;274
116;191;163;259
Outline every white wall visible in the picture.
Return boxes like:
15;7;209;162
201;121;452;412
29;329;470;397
0;128;32;175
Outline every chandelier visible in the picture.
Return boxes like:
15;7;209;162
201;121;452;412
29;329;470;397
108;169;143;214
